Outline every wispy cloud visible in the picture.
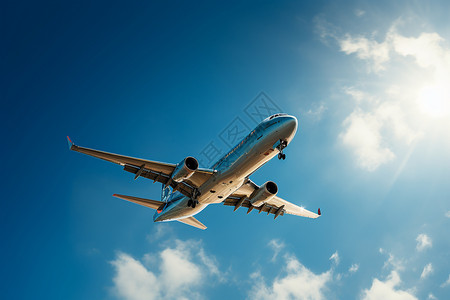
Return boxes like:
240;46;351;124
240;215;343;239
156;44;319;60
445;210;450;218
329;251;340;265
420;263;433;279
110;239;223;300
305;102;327;121
349;264;359;273
268;239;285;262
380;248;405;271
441;274;450;288
339;33;390;72
416;234;432;252
354;9;366;17
361;271;418;300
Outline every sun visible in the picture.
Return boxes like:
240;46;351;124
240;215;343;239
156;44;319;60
418;84;450;118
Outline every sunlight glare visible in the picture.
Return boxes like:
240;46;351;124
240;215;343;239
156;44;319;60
418;85;450;118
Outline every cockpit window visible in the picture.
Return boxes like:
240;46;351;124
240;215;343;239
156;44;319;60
265;113;287;121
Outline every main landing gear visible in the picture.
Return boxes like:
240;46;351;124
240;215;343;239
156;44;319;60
187;199;198;208
277;139;288;160
187;189;201;208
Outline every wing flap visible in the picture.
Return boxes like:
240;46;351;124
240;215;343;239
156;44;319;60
227;179;320;219
68;138;215;191
177;216;207;230
71;143;176;173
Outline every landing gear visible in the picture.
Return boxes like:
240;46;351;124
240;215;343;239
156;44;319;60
187;199;198;208
187;188;201;208
277;139;288;160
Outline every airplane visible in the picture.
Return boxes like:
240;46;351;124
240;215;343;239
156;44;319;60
67;113;320;230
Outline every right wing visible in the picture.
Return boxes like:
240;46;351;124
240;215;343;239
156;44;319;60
67;137;214;197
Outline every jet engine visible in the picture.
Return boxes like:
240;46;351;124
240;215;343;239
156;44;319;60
171;156;199;183
249;181;278;207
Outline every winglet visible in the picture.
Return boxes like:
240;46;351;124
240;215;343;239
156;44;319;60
66;136;74;150
318;208;321;216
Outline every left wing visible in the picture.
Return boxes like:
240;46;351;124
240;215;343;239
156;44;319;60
224;179;320;219
67;137;214;197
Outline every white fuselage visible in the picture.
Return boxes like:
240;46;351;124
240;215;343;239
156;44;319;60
153;114;298;222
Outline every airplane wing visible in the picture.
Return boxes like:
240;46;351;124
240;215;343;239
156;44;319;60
67;137;214;197
177;216;207;230
224;179;320;219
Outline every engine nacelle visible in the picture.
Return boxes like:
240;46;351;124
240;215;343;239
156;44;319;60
249;181;278;207
171;156;199;183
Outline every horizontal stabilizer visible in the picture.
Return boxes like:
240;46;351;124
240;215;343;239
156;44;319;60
113;194;164;210
177;216;207;230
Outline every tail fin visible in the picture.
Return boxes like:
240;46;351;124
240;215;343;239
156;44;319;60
161;185;171;202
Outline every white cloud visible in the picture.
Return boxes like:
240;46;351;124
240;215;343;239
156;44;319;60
382;251;405;272
427;293;437;299
111;253;160;300
420;263;433;279
340;108;395;171
445;211;450;218
320;18;450;171
339;34;390;72
329;251;340;265
416;234;432;252
349;264;360;273
441;274;450;288
361;271;418;300
248;255;332;300
268;239;285;262
305;102;327;121
111;239;222;300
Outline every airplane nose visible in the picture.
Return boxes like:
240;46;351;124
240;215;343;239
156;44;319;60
284;115;298;133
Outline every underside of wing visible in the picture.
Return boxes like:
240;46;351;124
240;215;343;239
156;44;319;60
225;179;320;219
177;216;207;230
68;137;215;198
69;141;176;173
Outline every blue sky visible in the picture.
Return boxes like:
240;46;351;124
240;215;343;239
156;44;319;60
2;1;450;299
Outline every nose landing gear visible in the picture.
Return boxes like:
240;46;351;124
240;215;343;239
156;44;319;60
277;140;288;160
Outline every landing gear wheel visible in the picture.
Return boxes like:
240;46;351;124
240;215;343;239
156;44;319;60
277;139;288;160
187;199;193;207
192;201;197;208
278;153;286;160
